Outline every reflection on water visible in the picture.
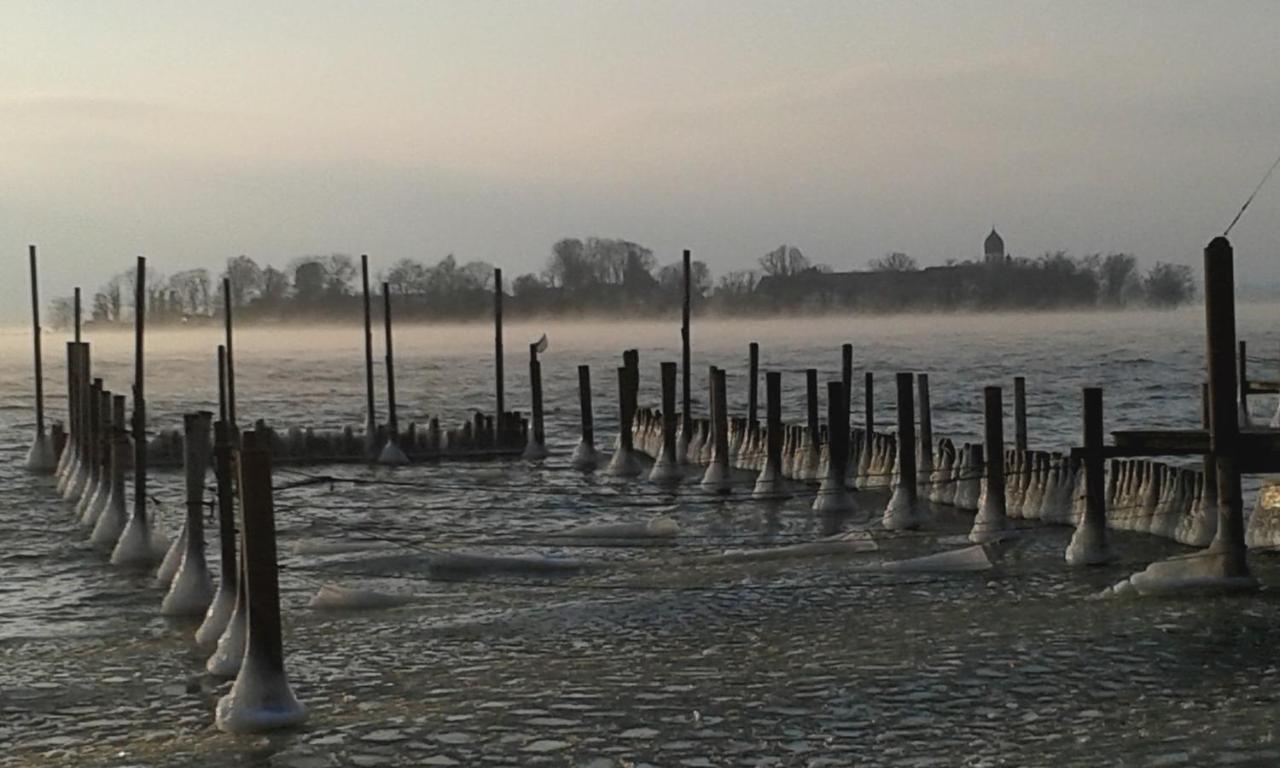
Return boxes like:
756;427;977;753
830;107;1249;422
3;306;1280;766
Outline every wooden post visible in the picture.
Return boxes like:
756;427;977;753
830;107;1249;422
494;267;505;441
1014;376;1027;452
382;283;399;443
215;429;307;732
578;364;594;448
57;341;77;477
661;361;678;461
747;342;759;429
161;411;214;616
134;257;148;535
1203;236;1248;576
217;345;228;425
1238;340;1249;425
864;371;875;451
814;379;853;512
808;368;819;453
841;343;853;419
1066;387;1111;564
28;245;46;439
969;385;1007;542
917;373;933;490
619;366;633;453
680;249;692;457
222;276;237;431
74;286;81;343
525;346;546;458
196;419;238;646
883;372;921;529
701;366;731;493
361;254;377;442
766;371;782;475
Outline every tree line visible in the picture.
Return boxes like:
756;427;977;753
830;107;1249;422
45;239;1196;328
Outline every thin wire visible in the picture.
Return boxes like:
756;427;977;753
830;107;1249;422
1225;149;1280;236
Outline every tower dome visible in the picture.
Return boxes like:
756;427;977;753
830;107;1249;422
984;228;1005;261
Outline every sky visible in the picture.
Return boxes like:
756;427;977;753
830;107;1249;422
3;1;1280;320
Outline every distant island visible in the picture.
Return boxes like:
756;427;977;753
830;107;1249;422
48;229;1195;328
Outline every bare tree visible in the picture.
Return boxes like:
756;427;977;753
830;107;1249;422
869;252;918;272
222;255;264;307
758;244;812;276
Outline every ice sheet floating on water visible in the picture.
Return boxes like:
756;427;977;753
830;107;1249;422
708;532;878;563
309;583;420;610
875;542;1004;573
290;538;392;555
427;552;587;578
1101;549;1260;597
552;516;678;539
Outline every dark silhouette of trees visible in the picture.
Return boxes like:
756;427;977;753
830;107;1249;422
759;244;811;276
869;252;919;271
44;240;1199;330
1144;262;1195;307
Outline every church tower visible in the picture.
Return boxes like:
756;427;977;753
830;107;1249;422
984;228;1005;265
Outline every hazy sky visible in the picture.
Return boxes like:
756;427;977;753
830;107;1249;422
3;1;1279;320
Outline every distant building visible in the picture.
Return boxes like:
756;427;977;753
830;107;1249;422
984;228;1006;265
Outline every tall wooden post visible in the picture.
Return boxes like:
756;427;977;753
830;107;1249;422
222;277;237;431
494;268;505;440
883;372;921;529
841;343;853;418
766;371;782;476
650;360;681;482
1066;387;1112;564
680;249;692;457
970;386;1007;542
28;245;45;438
217;345;228;425
1014;376;1028;452
917;373;933;491
382;283;399;442
215;429;307;733
805;367;820;455
578;365;594;448
133;258;148;535
1238;340;1249;425
196;419;239;648
814;380;853;512
1204;236;1248;576
524;341;546;458
74;286;81;343
361;254;377;441
864;372;875;450
747;342;759;429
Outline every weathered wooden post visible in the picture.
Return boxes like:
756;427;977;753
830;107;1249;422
701;366;732;492
839;345;849;422
112;257;158;567
494;267;505;444
81;387;114;526
90;395;129;548
970;386;1009;542
215;430;308;733
56;340;79;480
222;276;237;431
884;372;925;529
857;371;875;487
162;411;215;616
917;373;934;495
360;254;378;454
571;365;599;469
73;378;102;511
196;419;239;647
378;284;408;464
1014;376;1028;452
747;342;759;429
801;368;821;480
59;343;86;494
753;371;787;498
65;346;93;500
1066;387;1113;564
679;249;693;463
523;338;548;459
650;361;682;482
1238;340;1250;426
606;366;642;476
212;345;226;425
1202;237;1251;579
814;381;854;512
25;244;56;472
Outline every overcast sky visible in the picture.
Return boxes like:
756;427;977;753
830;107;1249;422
3;1;1279;320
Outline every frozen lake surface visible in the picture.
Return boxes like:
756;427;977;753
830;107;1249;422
3;306;1280;766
